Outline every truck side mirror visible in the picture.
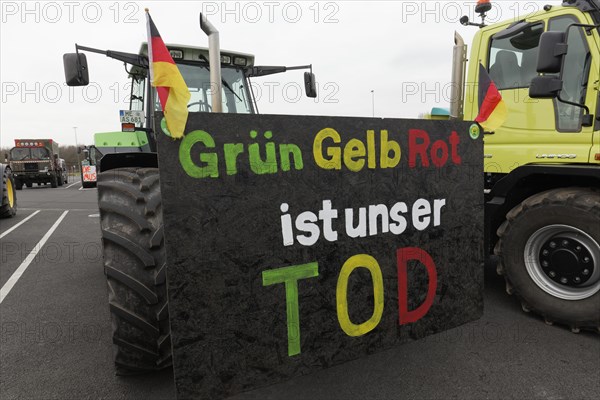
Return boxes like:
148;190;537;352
529;76;563;99
304;72;317;98
536;31;568;74
63;53;90;86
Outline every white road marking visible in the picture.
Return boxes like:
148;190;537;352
65;181;81;189
88;214;100;218
0;211;69;304
0;210;41;240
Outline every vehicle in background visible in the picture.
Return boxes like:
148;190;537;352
78;145;103;188
59;159;69;185
8;139;65;189
0;163;17;218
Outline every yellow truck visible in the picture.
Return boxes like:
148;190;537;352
448;0;599;332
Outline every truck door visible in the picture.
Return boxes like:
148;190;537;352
481;12;599;174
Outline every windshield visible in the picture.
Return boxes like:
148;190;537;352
154;64;253;114
31;147;50;159
10;148;30;160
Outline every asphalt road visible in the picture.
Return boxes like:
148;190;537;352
1;182;598;400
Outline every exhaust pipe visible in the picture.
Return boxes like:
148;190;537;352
199;13;223;113
450;31;467;120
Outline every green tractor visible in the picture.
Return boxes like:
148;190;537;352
64;14;316;375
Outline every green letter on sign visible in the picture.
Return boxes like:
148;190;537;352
179;130;219;178
262;262;319;356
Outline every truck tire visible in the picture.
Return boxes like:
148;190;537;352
50;173;58;188
495;188;600;332
26;182;33;188
1;167;17;218
15;179;23;190
57;173;64;186
97;168;171;375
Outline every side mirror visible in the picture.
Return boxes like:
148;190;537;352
63;53;90;86
529;76;563;99
304;72;317;98
3;153;8;162
536;31;568;73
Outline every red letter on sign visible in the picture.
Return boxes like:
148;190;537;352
397;247;438;324
408;129;430;168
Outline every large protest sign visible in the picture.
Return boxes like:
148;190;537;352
156;113;484;399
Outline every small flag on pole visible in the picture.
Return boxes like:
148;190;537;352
475;63;507;132
146;9;191;139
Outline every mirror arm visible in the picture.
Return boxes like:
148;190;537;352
247;64;312;77
556;93;590;115
75;44;148;68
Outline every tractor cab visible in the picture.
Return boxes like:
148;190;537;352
128;43;257;119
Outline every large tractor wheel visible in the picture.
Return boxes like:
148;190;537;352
495;188;600;333
97;168;171;375
0;167;17;218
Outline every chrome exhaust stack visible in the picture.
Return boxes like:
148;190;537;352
199;13;223;113
450;31;467;120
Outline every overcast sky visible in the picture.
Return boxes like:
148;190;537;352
0;0;549;147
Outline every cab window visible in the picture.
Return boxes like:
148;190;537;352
488;23;544;89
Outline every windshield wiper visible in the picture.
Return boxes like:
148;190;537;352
197;54;243;103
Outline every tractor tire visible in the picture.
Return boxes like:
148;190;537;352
495;188;600;332
26;182;33;188
15;179;23;190
0;168;17;218
97;168;171;375
50;173;58;188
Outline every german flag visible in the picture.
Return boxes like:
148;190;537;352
475;63;507;132
146;10;191;139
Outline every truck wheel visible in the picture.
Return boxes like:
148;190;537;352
58;174;64;186
50;173;58;188
495;188;600;332
97;168;171;375
15;179;23;190
0;168;17;218
26;182;33;188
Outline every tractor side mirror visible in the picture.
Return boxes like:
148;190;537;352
304;72;317;98
63;53;90;86
529;75;562;99
536;31;567;74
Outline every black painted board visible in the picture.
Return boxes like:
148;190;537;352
156;112;484;400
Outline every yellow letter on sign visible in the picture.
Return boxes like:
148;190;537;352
336;254;384;337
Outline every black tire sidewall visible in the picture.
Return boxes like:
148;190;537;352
501;201;600;325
